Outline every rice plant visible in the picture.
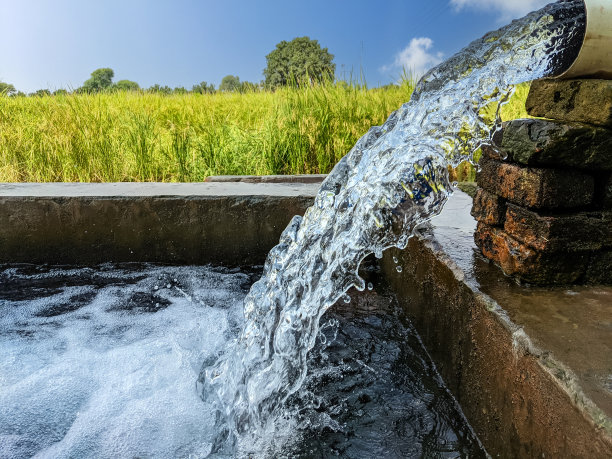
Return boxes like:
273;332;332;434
0;79;527;182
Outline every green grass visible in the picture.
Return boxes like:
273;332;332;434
0;81;530;182
0;83;415;182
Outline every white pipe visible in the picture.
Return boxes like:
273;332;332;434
556;0;612;79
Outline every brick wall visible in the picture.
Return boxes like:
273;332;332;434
472;79;612;285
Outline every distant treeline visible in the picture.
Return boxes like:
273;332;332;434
0;36;349;97
0;70;260;97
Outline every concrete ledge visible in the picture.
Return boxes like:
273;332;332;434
0;182;319;265
383;191;612;458
205;174;327;184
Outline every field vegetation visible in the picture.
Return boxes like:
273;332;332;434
0;80;529;183
1;32;531;184
0;81;416;182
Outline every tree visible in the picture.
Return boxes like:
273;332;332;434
263;36;335;88
219;75;241;92
53;89;68;96
115;80;140;91
0;82;16;96
191;81;215;94
82;68;115;92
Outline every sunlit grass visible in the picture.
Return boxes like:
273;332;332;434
0;80;529;182
0;82;414;182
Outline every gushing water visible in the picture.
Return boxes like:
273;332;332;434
200;1;585;454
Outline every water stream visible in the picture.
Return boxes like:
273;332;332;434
199;1;586;455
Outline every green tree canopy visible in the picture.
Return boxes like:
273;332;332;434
0;82;16;96
263;36;335;88
82;68;115;92
115;80;140;91
219;75;241;92
192;81;215;94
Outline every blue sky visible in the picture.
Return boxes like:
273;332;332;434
0;0;551;93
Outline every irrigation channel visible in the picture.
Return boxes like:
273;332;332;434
200;0;586;456
0;1;588;457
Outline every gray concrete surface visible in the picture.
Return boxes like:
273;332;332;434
383;190;612;458
205;174;327;184
0;182;320;265
0;182;321;197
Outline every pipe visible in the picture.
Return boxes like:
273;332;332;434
556;0;612;79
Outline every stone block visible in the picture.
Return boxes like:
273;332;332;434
477;156;594;209
504;204;610;252
471;188;506;226
526;79;612;127
500;119;612;170
585;251;612;284
474;222;588;284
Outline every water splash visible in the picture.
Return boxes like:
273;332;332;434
199;1;585;454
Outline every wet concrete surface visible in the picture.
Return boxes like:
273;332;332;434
430;190;612;420
383;189;612;457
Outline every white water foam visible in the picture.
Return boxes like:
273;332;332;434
0;265;250;458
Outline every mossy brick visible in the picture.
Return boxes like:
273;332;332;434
585;251;612;284
471;188;506;226
500;118;612;170
477;156;594;209
474;222;588;285
504;204;611;252
526;79;612;127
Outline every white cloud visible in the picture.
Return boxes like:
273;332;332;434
450;0;552;21
381;37;444;79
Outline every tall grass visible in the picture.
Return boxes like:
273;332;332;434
0;80;529;182
0;82;414;182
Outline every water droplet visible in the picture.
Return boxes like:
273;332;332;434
374;249;383;259
393;256;398;264
154;285;159;290
343;294;351;304
367;282;373;291
166;283;172;289
173;278;178;283
396;266;403;273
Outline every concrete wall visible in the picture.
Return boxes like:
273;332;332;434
382;191;612;458
0;183;319;265
2;181;610;457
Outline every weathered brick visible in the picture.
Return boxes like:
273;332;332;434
477;156;594;209
526;79;612;127
474;222;588;284
585;251;612;285
500;118;612;170
478;129;505;161
504;204;610;252
471;188;506;226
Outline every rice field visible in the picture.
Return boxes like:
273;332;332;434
0;82;529;182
